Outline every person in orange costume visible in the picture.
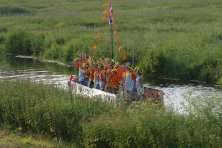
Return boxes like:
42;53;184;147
106;69;118;94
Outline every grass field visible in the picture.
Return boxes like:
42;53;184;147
0;0;222;83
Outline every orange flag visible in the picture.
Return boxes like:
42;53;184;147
122;54;127;61
119;46;123;52
114;29;118;34
92;44;97;49
102;15;107;21
105;2;111;7
102;9;108;14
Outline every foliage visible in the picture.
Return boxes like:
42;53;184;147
1;0;222;83
6;31;45;56
0;80;222;147
83;100;222;147
0;6;31;15
0;80;113;143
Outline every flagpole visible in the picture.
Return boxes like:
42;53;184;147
111;24;114;59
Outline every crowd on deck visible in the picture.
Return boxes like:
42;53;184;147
71;54;144;99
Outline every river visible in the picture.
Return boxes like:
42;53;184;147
1;55;222;113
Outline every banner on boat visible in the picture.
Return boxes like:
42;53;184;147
70;81;116;102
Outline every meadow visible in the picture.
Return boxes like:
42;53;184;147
0;0;222;84
0;80;222;147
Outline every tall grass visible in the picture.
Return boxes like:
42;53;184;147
0;80;114;144
0;80;222;146
0;0;222;83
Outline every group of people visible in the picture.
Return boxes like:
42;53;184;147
72;54;144;99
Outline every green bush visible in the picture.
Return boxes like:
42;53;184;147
83;101;222;147
0;7;31;15
6;31;45;56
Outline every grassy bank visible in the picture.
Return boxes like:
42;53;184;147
0;0;222;84
0;127;75;147
0;80;222;147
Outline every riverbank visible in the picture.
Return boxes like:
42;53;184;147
0;0;222;84
0;80;222;147
0;127;75;147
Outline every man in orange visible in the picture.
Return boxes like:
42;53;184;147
106;69;118;94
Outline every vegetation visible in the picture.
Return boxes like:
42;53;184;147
0;128;74;147
0;80;222;147
0;0;221;84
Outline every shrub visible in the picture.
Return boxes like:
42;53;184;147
6;31;45;56
0;7;31;15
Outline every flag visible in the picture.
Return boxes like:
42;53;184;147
109;5;114;25
122;54;127;61
109;6;113;14
105;2;111;7
116;37;120;43
69;75;74;81
114;29;118;34
92;44;97;49
119;46;123;51
109;16;114;25
102;9;108;14
102;15;107;21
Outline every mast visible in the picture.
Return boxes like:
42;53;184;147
111;22;114;59
109;2;114;59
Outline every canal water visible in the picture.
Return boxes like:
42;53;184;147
1;55;222;113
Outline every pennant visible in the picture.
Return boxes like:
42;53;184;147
69;75;74;81
109;6;113;14
109;16;114;25
102;9;108;14
119;46;123;51
105;2;111;7
122;54;127;61
116;37;120;43
114;29;118;34
102;15;107;21
92;44;97;49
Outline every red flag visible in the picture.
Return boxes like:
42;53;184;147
116;37;120;43
69;75;74;81
122;54;127;61
114;29;118;34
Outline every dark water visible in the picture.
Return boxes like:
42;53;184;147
1;55;222;113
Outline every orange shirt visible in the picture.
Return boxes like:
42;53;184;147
107;74;118;88
89;68;95;80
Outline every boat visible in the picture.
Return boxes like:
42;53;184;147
67;2;164;103
68;78;164;103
